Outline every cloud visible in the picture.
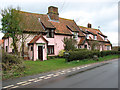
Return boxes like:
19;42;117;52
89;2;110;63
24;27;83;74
0;0;119;46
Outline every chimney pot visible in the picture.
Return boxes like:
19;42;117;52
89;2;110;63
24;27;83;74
47;6;59;21
87;23;92;28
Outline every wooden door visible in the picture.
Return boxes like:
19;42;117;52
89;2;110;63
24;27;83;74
38;46;43;60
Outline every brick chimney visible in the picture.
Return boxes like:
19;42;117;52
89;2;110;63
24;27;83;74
47;6;59;21
87;23;92;28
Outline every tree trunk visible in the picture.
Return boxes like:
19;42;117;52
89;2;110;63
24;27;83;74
13;37;18;55
22;34;24;58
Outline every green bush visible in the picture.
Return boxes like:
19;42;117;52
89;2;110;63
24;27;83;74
47;56;58;60
67;50;120;62
2;51;25;79
58;50;65;57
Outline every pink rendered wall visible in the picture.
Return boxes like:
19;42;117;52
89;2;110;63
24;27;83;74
33;44;37;61
43;35;71;56
4;37;13;53
54;35;71;55
28;45;33;60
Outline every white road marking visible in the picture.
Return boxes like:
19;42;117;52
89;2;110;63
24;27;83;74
34;79;42;82
3;85;14;89
28;78;38;81
84;66;88;67
60;72;66;74
44;76;51;79
21;82;31;86
81;66;85;68
72;69;76;71
66;70;71;72
11;86;19;88
76;67;81;69
61;71;65;72
47;74;54;77
53;74;59;77
72;68;76;69
17;81;28;84
39;76;46;79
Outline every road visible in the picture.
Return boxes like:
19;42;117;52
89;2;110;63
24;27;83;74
2;59;118;89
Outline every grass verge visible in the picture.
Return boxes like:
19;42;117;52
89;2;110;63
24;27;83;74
3;54;119;80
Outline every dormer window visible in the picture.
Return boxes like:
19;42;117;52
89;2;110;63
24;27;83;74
94;35;97;40
47;30;54;38
86;34;89;39
104;37;107;41
73;32;78;39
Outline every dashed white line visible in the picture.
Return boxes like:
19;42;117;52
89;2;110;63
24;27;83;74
11;86;19;88
21;82;31;86
53;74;59;77
28;78;38;81
44;76;52;79
67;70;72;72
39;76;46;79
34;79;42;82
47;74;54;77
3;85;14;89
77;67;81;69
17;81;28;85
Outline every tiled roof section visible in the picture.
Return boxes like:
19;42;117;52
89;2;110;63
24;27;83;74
20;11;81;35
78;30;85;36
20;11;55;32
79;26;109;42
29;35;48;44
79;37;86;45
50;18;76;34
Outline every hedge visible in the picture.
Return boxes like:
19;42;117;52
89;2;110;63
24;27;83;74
66;50;120;62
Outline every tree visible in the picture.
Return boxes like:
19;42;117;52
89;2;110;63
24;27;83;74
62;37;77;51
89;41;100;50
1;7;23;55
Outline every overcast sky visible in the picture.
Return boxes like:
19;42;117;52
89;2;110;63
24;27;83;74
0;0;119;46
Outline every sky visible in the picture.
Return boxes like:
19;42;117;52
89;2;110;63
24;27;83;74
0;0;119;46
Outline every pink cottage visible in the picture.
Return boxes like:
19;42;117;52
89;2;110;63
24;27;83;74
2;6;112;61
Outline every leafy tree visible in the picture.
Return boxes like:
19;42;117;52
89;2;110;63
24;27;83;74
62;37;77;51
1;7;23;55
89;41;100;50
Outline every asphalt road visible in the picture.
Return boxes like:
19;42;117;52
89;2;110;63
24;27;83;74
2;59;119;89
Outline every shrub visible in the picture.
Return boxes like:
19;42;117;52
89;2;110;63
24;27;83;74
47;56;58;60
62;37;77;51
66;50;120;62
58;50;65;57
2;51;25;79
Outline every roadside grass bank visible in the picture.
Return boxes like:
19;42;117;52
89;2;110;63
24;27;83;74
3;54;118;80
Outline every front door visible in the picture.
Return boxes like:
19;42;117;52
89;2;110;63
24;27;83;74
38;46;43;60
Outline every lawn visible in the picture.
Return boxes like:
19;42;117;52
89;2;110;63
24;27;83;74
23;55;119;77
3;54;118;80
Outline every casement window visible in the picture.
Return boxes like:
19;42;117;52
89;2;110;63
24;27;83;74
104;37;107;41
47;30;54;38
47;45;54;55
107;46;110;50
73;32;78;39
86;34;89;39
94;35;97;40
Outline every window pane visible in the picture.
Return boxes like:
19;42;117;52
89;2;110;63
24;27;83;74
47;45;54;55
